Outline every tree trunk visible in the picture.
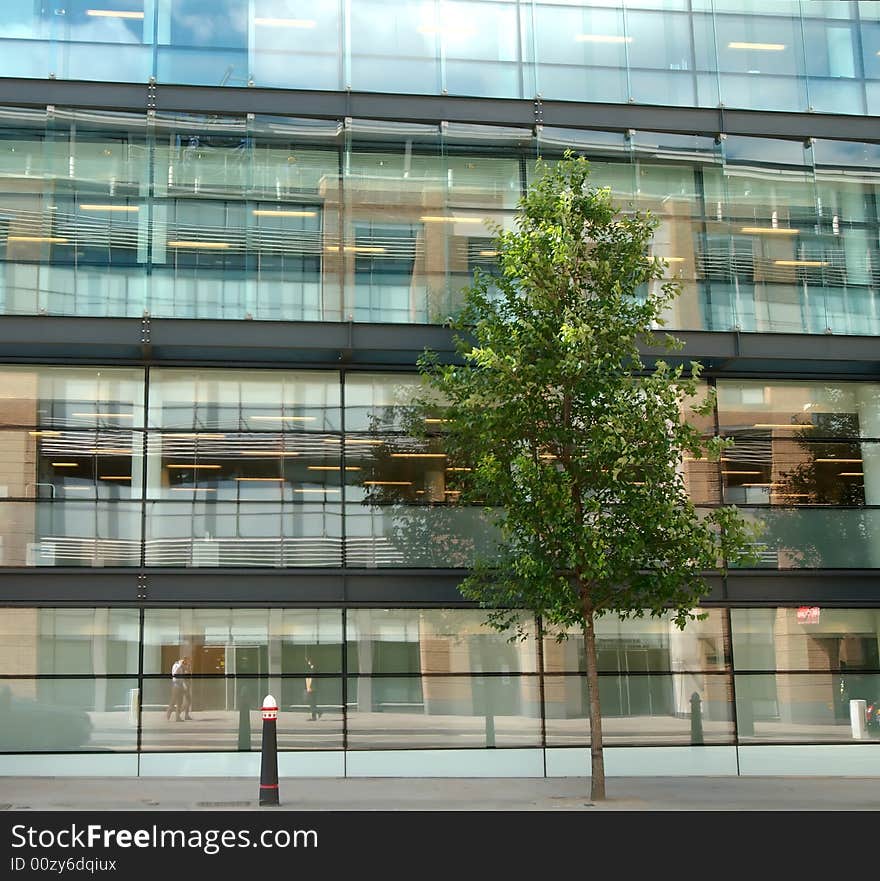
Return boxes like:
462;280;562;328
582;613;606;801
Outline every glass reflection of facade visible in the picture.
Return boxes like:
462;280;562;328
0;1;879;778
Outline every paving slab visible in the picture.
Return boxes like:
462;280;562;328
1;775;878;811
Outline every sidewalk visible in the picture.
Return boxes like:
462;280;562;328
1;775;877;811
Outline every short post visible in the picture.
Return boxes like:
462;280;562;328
259;694;279;806
690;691;704;745
850;699;868;740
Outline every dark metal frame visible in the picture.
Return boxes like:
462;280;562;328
1;567;880;606
0;316;879;378
0;78;877;143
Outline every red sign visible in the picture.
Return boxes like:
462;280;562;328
797;606;820;624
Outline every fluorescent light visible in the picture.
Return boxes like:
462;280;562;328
742;483;779;487
293;487;341;493
424;418;449;424
86;9;145;18
363;481;412;486
728;41;786;51
240;451;300;457
663;257;686;263
420;216;485;223
72;412;133;418
774;260;828;267
51;463;79;467
839;472;864;477
253;209;317;217
8;236;68;243
254;17;315;27
166;464;222;470
446;467;472;472
815;458;862;463
79;204;139;212
29;431;61;437
390;453;446;458
478;250;498;257
167;241;231;249
345;439;384;446
248;415;316;422
99;475;131;480
740;227;799;235
87;448;132;455
327;244;386;253
575;34;632;44
308;466;361;471
235;477;285;482
753;423;815;429
64;486;91;491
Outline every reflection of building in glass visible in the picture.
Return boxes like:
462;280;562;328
0;2;880;777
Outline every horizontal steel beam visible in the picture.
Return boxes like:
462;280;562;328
0;568;877;606
0;316;877;377
0;78;876;143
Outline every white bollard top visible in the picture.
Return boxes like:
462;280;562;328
261;694;278;721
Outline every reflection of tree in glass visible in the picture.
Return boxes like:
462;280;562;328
741;390;875;569
356;396;500;569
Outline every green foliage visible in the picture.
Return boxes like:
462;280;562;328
418;152;755;638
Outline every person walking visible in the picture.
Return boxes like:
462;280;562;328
305;658;321;720
165;656;193;722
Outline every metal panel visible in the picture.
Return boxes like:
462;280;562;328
0;79;876;142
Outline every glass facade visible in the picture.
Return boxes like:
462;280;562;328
2;367;880;569
0;0;878;779
0;2;879;115
3;605;878;754
0;108;878;335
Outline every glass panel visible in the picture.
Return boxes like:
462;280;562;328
734;672;880;742
731;607;880;672
145;431;341;501
147;369;341;431
144;501;343;567
734;507;880;569
625;9;704;107
721;439;878;506
713;10;808;112
0;608;139;676
138;676;344;751
349;0;441;94
0;366;144;429
142;608;343;675
0;428;143;501
0;500;141;567
157;0;248;88
542;609;729;673
0;678;138;752
544;672;734;745
0;107;150;317
716;381;880;439
346;675;542;748
251;0;342;91
534;2;629;103
344;373;434;433
346;609;537;674
345;503;500;568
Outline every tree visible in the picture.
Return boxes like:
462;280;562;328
417;153;754;801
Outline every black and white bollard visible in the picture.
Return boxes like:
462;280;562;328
259;694;279;806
